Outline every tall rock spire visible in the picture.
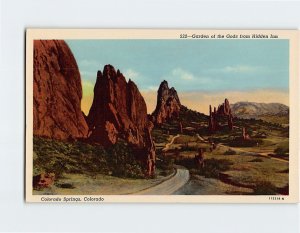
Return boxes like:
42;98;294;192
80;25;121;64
151;80;181;124
87;65;156;175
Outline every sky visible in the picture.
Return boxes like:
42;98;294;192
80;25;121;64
66;39;289;115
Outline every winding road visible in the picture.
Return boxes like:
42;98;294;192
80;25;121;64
134;134;190;195
134;166;190;195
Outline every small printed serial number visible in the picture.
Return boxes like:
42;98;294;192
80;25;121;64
269;196;285;201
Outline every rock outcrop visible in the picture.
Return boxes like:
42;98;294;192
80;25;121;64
217;98;231;116
242;127;251;140
208;98;233;132
33;172;55;189
33;40;88;140
87;65;155;175
152;80;181;124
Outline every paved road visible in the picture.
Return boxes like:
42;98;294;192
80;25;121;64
134;167;190;195
134;134;190;195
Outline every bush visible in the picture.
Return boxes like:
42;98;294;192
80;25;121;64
33;136;145;180
228;138;262;148
178;105;207;124
252;181;277;195
223;149;237;155
156;157;174;176
274;147;289;156
249;158;263;163
176;158;233;179
152;129;168;143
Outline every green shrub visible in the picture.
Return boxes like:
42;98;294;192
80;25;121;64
228;138;262;148
156;157;174;175
252;181;277;195
274;147;289;156
33;136;145;180
249;158;263;163
224;149;237;155
176;158;233;179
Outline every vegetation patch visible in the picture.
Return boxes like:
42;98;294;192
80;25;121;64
249;158;263;163
227;138;262;148
33;136;146;188
223;149;237;155
156;156;175;176
252;181;278;195
55;182;75;189
176;158;233;179
152;128;169;144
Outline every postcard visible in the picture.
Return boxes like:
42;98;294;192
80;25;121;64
26;29;299;203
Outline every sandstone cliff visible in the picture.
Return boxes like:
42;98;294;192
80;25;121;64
33;40;88;140
87;65;155;175
151;80;181;124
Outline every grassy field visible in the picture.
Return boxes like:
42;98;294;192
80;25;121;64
154;108;289;195
166;139;289;195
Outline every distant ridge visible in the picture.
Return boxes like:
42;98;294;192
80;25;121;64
230;102;289;124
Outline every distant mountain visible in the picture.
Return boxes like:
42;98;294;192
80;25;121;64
230;102;289;124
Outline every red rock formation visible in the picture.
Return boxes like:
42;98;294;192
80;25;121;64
33;40;88;140
208;98;233;132
228;114;233;130
242;127;250;140
152;80;181;124
217;98;231;115
87;65;156;175
194;148;205;168
144;123;156;176
179;121;183;134
33;172;55;189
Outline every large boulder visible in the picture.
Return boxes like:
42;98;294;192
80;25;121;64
33;40;88;140
152;80;181;124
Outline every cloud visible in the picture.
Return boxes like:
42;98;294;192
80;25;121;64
78;60;102;81
221;65;260;73
147;85;159;91
79;59;102;69
123;68;140;80
172;68;195;80
80;70;97;77
160;67;221;90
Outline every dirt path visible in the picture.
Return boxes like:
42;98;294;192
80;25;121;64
134;166;190;195
162;134;180;152
196;134;207;142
